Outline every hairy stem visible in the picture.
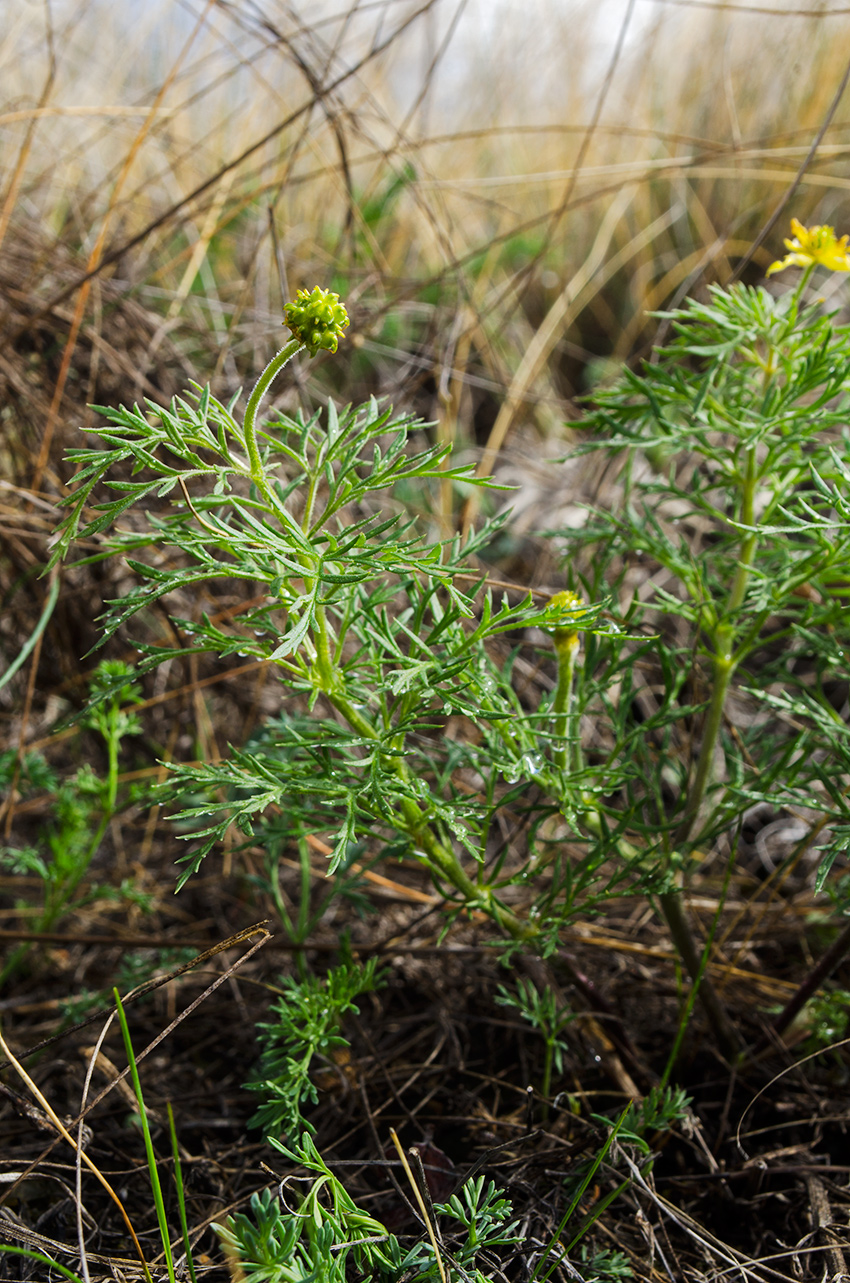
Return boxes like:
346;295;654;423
673;643;734;847
242;337;304;501
320;677;529;937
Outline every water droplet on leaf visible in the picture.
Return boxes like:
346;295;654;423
521;752;545;777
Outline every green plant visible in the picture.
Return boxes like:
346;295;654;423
794;986;850;1053
578;1245;634;1282
49;285;618;950
530;1105;633;1283
0;659;143;986
598;1084;691;1156
248;957;384;1140
553;225;850;1054
215;1136;520;1283
521;1089;687;1283
216;1138;403;1283
48;282;622;1283
430;1176;522;1279
50;241;850;1067
0;1244;85;1283
496;976;575;1111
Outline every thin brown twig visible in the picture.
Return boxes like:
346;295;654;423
0;921;270;1076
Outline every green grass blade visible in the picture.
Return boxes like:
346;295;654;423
114;989;176;1283
531;1106;630;1283
0;569;60;693
167;1102;198;1283
0;1244;85;1282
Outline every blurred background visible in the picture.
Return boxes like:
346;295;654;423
2;0;850;692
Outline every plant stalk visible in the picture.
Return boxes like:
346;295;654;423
658;886;740;1061
320;672;529;937
675;443;757;847
552;634;579;776
242;343;525;936
656;442;762;1058
242;337;304;502
672;642;734;847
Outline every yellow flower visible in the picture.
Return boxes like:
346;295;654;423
766;217;850;277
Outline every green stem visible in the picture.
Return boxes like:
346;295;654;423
675;442;757;847
404;806;531;937
241;324;500;930
531;1107;630;1282
789;262;816;315
658;887;739;1061
307;608;483;906
541;1039;554;1102
242;337;305;498
296;833;313;950
312;603;338;691
0;567;60;695
167;1103;198;1283
540;1037;556;1122
659;443;760;1059
673;642;734;847
0;1247;84;1283
105;707;120;815
115;991;176;1283
320;684;473;883
552;636;579;775
318;667;530;937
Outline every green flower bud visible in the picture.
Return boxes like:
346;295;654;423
545;590;586;657
283;286;350;357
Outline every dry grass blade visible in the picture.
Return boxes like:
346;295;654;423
0;1024;152;1280
389;1126;448;1283
30;0;218;495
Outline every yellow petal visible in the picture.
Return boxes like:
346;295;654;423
767;219;850;276
766;252;810;276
